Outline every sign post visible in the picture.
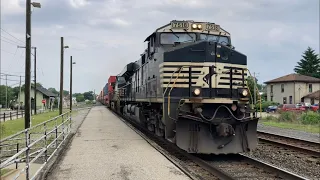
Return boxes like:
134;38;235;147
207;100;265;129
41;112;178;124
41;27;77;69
42;99;46;111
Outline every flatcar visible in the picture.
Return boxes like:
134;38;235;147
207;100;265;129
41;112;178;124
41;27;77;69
107;20;259;155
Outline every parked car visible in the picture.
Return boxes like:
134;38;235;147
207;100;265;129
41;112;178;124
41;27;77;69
311;104;319;112
265;106;278;113
296;102;312;111
278;104;305;112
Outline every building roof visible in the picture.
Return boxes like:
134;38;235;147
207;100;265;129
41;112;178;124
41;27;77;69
264;73;320;84
303;90;320;100
32;85;58;97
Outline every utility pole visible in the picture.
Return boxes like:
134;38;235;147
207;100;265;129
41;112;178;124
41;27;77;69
25;0;32;129
5;75;8;109
34;47;37;114
70;56;73;112
18;76;22;111
59;37;69;115
253;72;256;105
60;37;64;115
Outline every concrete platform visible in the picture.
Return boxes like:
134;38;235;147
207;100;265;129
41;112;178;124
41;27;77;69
47;106;190;180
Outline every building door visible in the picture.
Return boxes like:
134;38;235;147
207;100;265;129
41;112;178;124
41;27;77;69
31;98;35;110
311;98;315;105
283;97;287;104
289;96;293;104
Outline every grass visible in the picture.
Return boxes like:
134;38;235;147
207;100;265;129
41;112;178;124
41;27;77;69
260;118;320;134
1;110;76;139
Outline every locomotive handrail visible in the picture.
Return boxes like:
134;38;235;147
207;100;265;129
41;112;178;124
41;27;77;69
162;66;188;121
245;68;262;117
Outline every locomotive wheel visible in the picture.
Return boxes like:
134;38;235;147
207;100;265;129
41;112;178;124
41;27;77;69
147;123;155;132
155;121;164;137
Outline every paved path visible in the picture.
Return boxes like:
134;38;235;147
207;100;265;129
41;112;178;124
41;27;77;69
47;106;190;180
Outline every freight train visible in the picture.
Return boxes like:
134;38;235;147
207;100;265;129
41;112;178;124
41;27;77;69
100;20;259;155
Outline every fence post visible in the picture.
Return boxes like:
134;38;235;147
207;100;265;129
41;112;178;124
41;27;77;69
17;109;18;119
25;129;30;180
55;118;58;149
62;114;65;143
44;122;48;162
3;113;5;122
10;112;12;120
16;143;19;169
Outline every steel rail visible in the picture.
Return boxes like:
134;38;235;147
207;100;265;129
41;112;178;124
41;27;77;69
257;130;320;157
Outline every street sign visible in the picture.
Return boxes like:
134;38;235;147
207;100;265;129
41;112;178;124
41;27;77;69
42;99;46;104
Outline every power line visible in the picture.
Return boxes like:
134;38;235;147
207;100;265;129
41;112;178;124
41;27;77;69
0;48;19;55
1;38;21;46
0;73;25;77
1;35;24;45
0;28;25;44
0;78;24;82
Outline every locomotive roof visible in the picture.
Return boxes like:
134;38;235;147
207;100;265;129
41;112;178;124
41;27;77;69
144;20;230;42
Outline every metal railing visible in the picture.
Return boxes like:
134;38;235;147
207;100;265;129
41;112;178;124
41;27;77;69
0;111;72;180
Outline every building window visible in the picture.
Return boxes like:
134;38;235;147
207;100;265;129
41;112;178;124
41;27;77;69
289;96;292;104
309;84;312;93
281;84;284;93
271;96;273;102
270;85;273;93
283;97;287;104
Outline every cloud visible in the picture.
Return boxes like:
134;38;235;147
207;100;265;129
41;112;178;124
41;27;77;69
69;0;91;8
1;0;319;93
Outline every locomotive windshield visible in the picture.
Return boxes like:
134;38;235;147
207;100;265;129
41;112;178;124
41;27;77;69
200;34;230;45
160;33;196;45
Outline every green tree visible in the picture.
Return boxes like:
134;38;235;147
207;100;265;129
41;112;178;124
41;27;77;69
294;47;320;78
246;76;264;104
21;83;43;91
0;85;15;108
75;94;85;102
48;87;59;95
63;90;69;96
83;91;94;100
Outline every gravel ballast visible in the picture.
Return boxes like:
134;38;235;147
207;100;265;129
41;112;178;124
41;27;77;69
244;123;320;179
245;142;320;180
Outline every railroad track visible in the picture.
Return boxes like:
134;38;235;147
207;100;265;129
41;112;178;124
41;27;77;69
108;107;306;180
257;131;320;157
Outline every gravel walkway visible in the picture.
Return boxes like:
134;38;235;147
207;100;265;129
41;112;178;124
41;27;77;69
257;123;320;143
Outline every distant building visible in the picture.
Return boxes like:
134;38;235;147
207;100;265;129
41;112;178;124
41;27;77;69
264;73;320;104
18;86;58;110
64;95;77;107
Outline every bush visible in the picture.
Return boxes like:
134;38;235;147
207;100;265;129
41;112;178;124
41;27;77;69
278;111;299;122
255;101;279;112
86;100;93;104
265;115;278;121
300;112;320;125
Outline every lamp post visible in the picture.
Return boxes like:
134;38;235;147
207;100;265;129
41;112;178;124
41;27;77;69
59;36;69;115
25;0;41;129
70;56;76;112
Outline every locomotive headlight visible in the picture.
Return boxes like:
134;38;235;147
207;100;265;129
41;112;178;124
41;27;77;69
197;24;202;29
241;89;248;97
193;88;201;96
192;24;197;29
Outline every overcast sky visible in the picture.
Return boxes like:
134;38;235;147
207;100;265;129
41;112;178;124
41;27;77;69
1;0;319;93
